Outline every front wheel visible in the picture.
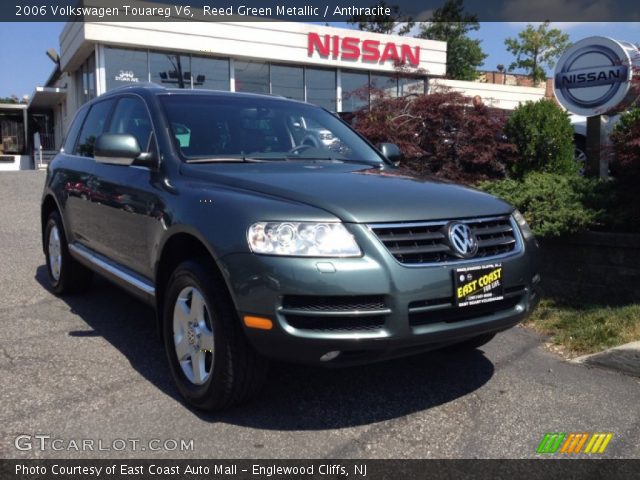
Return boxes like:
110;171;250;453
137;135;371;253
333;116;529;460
162;260;268;410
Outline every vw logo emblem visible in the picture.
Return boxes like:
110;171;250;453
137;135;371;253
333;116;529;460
447;222;478;259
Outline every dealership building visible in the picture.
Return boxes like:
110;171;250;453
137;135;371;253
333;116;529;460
1;19;549;170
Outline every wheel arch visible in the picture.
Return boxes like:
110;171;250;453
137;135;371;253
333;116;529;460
41;194;62;252
154;230;237;338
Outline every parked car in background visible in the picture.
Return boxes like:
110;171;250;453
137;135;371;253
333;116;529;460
570;114;619;173
41;84;541;410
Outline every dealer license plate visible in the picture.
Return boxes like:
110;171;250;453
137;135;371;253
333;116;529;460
454;263;504;307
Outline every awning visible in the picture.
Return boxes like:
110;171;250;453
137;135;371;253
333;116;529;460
28;86;66;109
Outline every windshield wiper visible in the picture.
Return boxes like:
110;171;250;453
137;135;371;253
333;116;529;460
184;156;276;164
284;156;382;167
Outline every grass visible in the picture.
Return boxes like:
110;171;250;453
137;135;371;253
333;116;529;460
525;298;640;356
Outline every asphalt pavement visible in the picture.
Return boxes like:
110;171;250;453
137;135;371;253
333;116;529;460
1;171;638;459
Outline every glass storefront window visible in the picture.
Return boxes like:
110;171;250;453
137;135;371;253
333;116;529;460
190;56;229;91
235;60;269;94
341;70;369;112
370;73;398;98
399;77;426;96
150;52;191;89
75;54;96;106
271;65;304;101
0;113;25;154
305;68;336;111
104;47;148;91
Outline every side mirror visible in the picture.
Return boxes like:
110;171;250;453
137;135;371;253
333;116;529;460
379;143;402;165
94;133;141;166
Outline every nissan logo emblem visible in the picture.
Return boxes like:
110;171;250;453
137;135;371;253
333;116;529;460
553;36;640;117
447;222;478;259
554;45;627;109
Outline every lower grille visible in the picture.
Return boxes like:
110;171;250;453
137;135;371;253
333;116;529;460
284;315;385;332
280;295;389;332
409;293;524;327
282;295;386;312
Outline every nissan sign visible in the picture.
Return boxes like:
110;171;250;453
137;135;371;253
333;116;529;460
553;36;640;116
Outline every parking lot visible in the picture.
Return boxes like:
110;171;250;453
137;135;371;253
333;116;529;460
1;171;638;459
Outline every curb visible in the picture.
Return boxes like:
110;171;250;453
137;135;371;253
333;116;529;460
572;341;640;378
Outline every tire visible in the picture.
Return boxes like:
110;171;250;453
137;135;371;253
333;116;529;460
162;259;268;410
44;210;93;294
445;333;496;352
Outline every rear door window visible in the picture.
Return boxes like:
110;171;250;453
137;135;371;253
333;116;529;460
62;106;88;153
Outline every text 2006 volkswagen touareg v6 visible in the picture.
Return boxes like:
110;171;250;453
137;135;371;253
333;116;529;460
41;84;540;410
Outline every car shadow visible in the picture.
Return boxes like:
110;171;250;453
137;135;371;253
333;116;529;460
36;265;495;430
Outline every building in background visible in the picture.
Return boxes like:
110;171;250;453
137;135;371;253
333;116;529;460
10;19;549;170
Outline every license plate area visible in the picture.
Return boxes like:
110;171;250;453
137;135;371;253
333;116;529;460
454;263;504;307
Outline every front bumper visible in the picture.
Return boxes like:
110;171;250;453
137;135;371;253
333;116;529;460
219;223;541;366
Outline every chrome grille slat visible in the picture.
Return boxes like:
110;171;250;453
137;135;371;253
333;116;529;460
388;244;451;255
375;231;446;242
369;215;521;266
477;237;516;248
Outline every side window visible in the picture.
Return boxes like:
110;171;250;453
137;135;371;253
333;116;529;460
62;106;88;153
108;97;153;151
75;100;114;157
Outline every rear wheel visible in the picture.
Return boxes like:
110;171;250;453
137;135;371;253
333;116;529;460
445;333;496;352
162;260;268;410
44;210;93;294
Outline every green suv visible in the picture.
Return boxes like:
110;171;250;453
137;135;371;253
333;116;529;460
41;84;540;410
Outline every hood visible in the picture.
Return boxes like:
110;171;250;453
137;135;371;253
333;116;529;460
181;162;512;224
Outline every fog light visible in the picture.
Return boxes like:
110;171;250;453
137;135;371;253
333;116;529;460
320;351;341;362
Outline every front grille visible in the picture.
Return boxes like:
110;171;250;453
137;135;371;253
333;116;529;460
369;215;520;265
408;294;524;327
282;295;386;312
285;315;385;332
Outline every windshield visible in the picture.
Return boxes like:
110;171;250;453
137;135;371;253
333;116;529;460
159;94;384;164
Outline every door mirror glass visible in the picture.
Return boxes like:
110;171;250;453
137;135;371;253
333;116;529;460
379;142;402;165
94;133;141;166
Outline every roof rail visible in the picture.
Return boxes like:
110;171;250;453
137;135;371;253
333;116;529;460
104;82;165;93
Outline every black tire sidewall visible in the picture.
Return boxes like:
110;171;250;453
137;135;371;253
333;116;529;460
162;261;227;408
44;212;67;293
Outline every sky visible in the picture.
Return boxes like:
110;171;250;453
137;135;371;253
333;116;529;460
1;21;639;98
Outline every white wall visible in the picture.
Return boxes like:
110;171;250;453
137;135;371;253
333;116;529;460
0;156;31;171
430;79;547;110
59;21;447;77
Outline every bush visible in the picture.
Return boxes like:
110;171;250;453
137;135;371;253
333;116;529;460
351;90;517;184
504;99;577;178
610;106;640;185
478;173;601;238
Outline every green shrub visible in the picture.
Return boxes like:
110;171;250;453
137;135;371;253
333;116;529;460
478;173;601;238
504;99;577;178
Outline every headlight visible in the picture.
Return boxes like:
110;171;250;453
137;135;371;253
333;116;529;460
247;222;361;257
512;209;534;240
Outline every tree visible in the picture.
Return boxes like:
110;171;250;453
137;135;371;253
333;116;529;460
351;90;517;183
417;0;487;81
347;1;414;35
505;22;571;86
